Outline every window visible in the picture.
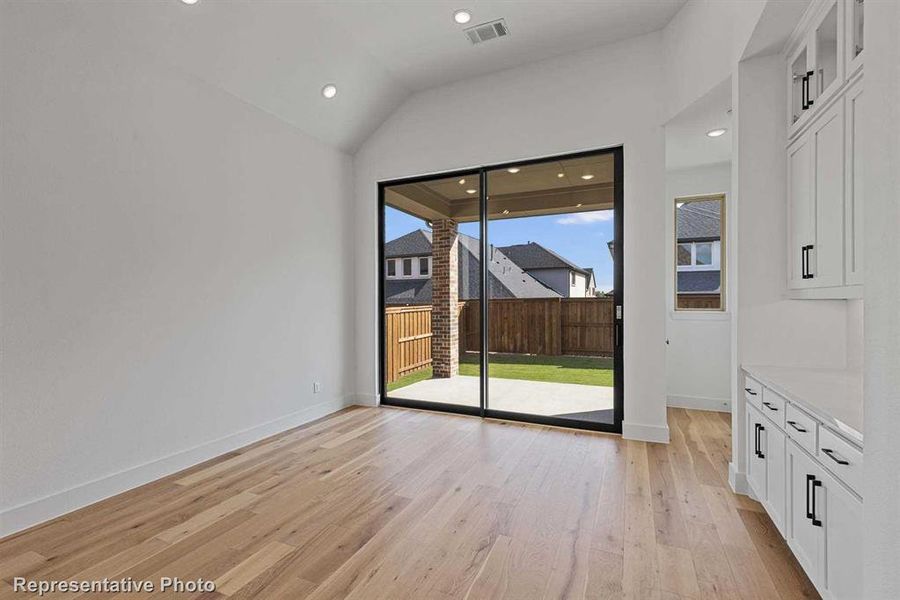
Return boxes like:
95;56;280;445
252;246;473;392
402;258;412;277
571;272;576;285
419;257;429;276
675;195;725;311
386;259;396;277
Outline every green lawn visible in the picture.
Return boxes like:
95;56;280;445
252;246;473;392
388;353;613;392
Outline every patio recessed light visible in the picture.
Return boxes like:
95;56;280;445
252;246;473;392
458;178;466;185
453;9;472;24
576;203;583;208
502;209;510;215
557;172;565;178
507;167;520;174
706;128;727;137
466;189;477;194
180;0;199;4
321;84;337;99
580;174;594;180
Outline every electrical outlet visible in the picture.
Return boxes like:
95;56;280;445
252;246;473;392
313;382;322;394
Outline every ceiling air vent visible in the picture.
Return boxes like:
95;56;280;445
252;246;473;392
464;19;509;45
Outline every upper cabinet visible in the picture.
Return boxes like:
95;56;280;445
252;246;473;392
787;0;845;137
785;0;864;299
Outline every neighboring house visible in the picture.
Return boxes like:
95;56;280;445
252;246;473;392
497;242;596;298
384;230;561;305
676;201;721;295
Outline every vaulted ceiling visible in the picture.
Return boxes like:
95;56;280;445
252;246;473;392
48;0;686;152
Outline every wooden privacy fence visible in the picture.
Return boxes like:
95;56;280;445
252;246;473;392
384;305;433;384
385;298;616;383
460;298;615;357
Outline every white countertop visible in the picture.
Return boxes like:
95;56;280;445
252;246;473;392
742;365;864;445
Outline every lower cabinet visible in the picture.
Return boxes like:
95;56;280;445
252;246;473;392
786;439;863;599
746;404;787;535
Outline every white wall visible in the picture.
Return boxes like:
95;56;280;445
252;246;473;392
861;1;900;596
353;32;670;442
0;5;354;536
665;162;732;411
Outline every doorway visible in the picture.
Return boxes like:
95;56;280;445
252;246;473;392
378;147;623;433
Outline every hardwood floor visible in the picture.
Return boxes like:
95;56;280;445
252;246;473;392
0;407;818;599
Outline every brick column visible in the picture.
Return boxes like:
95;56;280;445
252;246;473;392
431;219;459;378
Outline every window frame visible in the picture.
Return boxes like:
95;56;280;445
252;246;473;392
402;258;413;277
674;194;726;312
419;257;430;276
386;259;396;278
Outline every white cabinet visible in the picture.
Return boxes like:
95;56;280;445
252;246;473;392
787;0;844;136
746;405;768;501
786;440;863;599
785;0;864;298
786;441;824;584
745;403;787;535
844;78;864;285
743;369;863;599
787;100;845;290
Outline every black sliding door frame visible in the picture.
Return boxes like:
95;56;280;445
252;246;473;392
378;145;624;434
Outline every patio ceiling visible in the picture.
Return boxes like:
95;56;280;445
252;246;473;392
385;154;615;222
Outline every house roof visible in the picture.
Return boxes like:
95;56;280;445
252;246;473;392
385;230;561;304
496;242;590;275
677;201;721;241
677;270;721;293
385;229;432;258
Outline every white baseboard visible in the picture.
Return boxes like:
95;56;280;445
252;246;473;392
667;394;731;412
350;392;379;407
0;396;349;539
622;421;670;443
729;462;750;495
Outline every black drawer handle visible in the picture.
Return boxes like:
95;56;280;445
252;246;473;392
762;401;778;412
754;423;760;457
787;420;808;433
811;478;822;527
744;387;758;396
806;474;814;519
757;424;765;459
822;448;850;466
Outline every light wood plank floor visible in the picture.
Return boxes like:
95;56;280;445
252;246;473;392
0;407;818;599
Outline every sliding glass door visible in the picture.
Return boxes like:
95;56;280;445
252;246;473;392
379;148;623;433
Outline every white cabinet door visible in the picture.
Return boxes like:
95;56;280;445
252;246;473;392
809;100;845;288
809;0;844;110
820;467;863;599
764;423;787;535
844;78;864;286
788;134;814;289
747;406;767;501
786;441;825;588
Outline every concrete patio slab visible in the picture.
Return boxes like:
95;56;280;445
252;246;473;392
389;375;614;416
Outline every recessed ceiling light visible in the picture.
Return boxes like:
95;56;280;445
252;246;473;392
507;167;520;174
706;128;727;137
453;9;472;24
466;189;477;194
502;209;510;215
180;0;199;4
576;203;583;208
458;178;466;185
676;202;685;208
557;172;565;178
321;84;337;99
581;174;594;180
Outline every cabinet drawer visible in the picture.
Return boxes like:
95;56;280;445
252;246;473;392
743;375;763;409
760;388;786;428
818;427;863;496
785;404;818;455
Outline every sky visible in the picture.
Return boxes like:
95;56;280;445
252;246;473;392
385;206;615;291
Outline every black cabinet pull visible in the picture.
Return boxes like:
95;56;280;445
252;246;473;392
822;448;850;466
801;74;809;110
807;71;815;107
806;244;815;279
806;474;814;520
744;387;757;396
762;401;778;412
753;423;759;457
801;246;808;279
788;420;808;433
757;424;765;459
811;478;823;527
802;245;815;279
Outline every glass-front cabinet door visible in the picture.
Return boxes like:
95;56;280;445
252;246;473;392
812;1;841;104
846;0;864;75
